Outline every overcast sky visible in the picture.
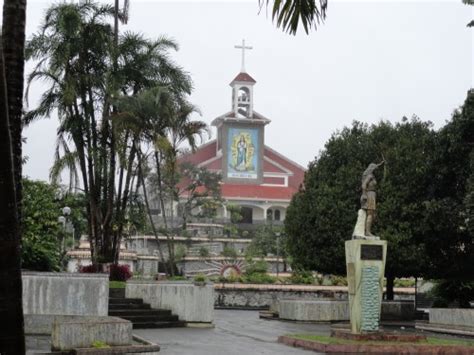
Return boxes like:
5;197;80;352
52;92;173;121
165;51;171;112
16;0;474;181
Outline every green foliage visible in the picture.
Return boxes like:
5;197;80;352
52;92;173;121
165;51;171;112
21;179;62;271
245;259;268;274
287;270;316;285
285;118;438;279
259;0;327;35
193;273;206;282
91;341;110;349
198;246;210;258
222;246;238;258
26;1;195;265
176;163;222;226
246;225;285;257
431;279;474;308
242;272;276;284
109;281;126;289
174;244;187;261
394;278;415;288
227;204;243;224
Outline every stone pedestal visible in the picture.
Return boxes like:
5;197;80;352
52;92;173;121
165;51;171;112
345;239;387;334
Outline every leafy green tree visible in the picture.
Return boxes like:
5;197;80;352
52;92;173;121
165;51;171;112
22;179;61;271
285;119;437;298
116;84;206;275
425;90;474;280
175;162;222;229
247;225;285;257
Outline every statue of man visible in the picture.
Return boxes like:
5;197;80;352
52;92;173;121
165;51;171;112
353;161;384;239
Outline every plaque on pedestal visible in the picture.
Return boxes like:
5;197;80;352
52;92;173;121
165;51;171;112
345;239;387;334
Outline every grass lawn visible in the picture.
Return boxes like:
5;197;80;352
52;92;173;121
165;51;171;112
109;281;126;289
287;334;474;347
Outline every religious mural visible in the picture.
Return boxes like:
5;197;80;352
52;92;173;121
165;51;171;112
227;127;259;179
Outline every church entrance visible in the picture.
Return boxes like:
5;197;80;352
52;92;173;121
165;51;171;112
240;207;253;224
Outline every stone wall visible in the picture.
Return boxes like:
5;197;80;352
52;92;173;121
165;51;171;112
214;284;414;311
22;272;109;334
429;308;474;328
214;285;349;309
178;257;286;277
23;272;109;316
126;281;214;323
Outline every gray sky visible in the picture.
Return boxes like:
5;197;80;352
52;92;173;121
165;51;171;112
18;0;474;181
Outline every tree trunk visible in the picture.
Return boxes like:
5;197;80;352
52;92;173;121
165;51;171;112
2;0;26;218
136;149;169;275
154;151;175;276
386;275;395;301
0;36;25;355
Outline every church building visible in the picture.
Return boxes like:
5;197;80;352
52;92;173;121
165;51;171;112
179;40;305;225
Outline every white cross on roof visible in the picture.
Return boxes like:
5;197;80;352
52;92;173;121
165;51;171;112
234;39;253;73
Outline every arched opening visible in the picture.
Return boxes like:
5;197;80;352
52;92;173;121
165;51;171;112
241;207;253;224
274;209;281;221
238;87;250;102
266;209;273;221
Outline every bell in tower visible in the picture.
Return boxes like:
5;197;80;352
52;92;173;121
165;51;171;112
231;39;256;118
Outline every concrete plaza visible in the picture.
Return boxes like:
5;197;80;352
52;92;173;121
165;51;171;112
134;309;328;354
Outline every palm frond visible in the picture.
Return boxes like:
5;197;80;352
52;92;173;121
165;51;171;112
260;0;328;35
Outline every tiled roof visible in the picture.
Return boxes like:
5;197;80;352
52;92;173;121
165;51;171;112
221;184;297;201
230;72;256;84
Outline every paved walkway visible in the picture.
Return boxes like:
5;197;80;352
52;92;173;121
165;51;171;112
134;309;329;354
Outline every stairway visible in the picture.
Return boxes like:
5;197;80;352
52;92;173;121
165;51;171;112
108;292;185;329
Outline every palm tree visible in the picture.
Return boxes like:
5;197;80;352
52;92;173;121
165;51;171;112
0;0;27;353
261;0;328;34
26;2;194;267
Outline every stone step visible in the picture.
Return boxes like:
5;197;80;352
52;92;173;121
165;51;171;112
109;309;172;317
109;297;144;305
116;314;179;323
109;303;151;310
132;321;186;329
109;288;125;299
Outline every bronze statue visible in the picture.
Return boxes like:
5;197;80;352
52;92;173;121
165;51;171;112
352;161;384;240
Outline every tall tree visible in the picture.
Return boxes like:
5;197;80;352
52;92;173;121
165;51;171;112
0;0;27;352
285;119;437;298
26;2;193;266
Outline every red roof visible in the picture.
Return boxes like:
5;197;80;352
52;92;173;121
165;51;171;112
230;72;256;84
177;140;306;202
221;184;298;200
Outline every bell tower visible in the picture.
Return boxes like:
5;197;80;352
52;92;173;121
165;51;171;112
231;39;255;118
211;39;270;184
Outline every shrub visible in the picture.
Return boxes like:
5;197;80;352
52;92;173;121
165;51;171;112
79;264;100;273
222;246;237;258
394;278;415;288
331;275;348;286
431;279;474;308
175;244;187;261
242;273;276;284
109;264;132;282
245;260;268;275
194;274;206;282
199;246;210;258
288;270;315;285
